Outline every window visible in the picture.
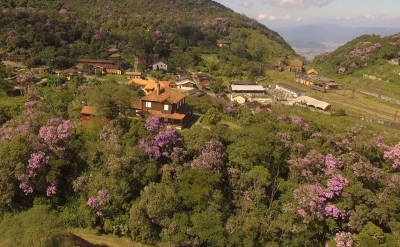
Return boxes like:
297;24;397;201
145;102;151;108
164;104;169;110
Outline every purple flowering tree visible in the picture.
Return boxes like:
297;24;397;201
87;189;111;216
139;128;186;162
383;143;400;170
39;117;76;152
17;151;50;195
190;139;226;172
225;101;237;120
46;180;58;196
333;231;353;247
145;116;165;132
277;132;292;148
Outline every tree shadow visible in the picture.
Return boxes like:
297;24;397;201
71;234;109;247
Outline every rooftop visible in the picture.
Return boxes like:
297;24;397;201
142;87;186;104
81;106;96;115
290;59;303;67
294;96;331;111
231;84;265;92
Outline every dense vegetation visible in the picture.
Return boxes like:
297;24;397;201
0;0;295;80
0;68;400;246
310;33;400;83
1;1;400;246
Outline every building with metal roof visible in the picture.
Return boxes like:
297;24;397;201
294;96;331;111
230;84;265;93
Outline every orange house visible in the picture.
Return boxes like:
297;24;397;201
128;79;175;95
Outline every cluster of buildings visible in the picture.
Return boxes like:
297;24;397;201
294;69;338;92
228;76;332;111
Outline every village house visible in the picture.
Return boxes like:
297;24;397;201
80;106;111;126
217;40;232;47
288;59;303;73
108;53;121;61
131;83;193;129
81;106;96;126
62;68;79;80
103;64;123;75
307;69;319;77
230;94;246;104
294;69;338;91
108;46;119;55
150;61;168;71
76;59;124;75
76;59;114;68
81;105;112;126
125;71;142;80
313;76;339;90
175;79;197;89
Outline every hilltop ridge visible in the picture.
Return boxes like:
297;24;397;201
0;0;296;79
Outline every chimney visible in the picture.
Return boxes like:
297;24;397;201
156;81;160;95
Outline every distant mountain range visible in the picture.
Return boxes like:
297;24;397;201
275;23;400;60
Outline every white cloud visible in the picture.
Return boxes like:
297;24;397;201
240;1;254;8
258;14;268;19
257;14;305;22
364;14;380;19
336;16;351;20
261;0;333;9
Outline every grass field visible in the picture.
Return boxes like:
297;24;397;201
71;228;148;247
98;74;130;84
0;95;26;106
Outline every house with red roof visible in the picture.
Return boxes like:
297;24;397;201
131;83;193;128
81;106;110;126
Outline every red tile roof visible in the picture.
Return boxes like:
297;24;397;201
81;106;96;115
142;87;186;104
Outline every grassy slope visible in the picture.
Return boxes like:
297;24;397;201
308;33;400;100
71;229;148;247
265;69;400;123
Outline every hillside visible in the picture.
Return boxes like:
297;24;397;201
310;33;400;80
0;0;296;80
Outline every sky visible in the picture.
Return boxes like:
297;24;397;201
214;0;400;29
